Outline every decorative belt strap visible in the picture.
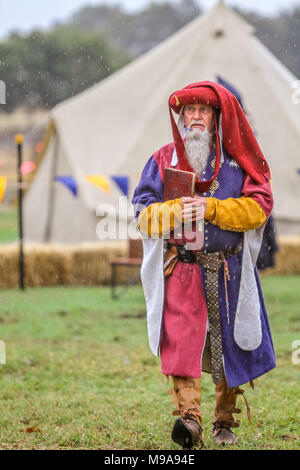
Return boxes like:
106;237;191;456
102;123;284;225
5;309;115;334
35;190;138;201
203;264;223;385
195;244;242;265
175;243;242;265
173;243;242;385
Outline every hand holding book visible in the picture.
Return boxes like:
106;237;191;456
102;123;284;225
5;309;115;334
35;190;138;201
164;167;206;250
181;196;206;250
181;196;207;223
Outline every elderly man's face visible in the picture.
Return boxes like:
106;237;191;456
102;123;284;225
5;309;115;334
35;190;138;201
183;103;214;133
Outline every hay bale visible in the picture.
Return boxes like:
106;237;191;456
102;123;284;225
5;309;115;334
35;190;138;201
261;237;300;275
0;237;297;289
0;241;128;288
0;244;18;288
24;244;73;287
69;242;127;286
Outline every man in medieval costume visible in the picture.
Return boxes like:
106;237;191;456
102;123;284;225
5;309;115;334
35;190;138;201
132;81;276;449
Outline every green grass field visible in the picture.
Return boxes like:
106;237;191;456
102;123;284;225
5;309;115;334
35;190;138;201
0;276;299;450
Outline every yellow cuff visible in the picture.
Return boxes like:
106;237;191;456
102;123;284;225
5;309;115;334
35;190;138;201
205;198;217;223
138;198;183;237
205;197;267;232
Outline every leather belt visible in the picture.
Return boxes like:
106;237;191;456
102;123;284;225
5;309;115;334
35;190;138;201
169;243;242;265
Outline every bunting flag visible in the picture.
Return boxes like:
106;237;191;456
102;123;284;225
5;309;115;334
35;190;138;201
0;176;7;203
20;161;35;175
55;176;78;196
85;175;110;194
111;176;129;197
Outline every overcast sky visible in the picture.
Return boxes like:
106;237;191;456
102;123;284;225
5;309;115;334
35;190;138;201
0;0;299;39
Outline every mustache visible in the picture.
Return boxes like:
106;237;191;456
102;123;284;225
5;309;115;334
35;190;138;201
190;119;204;125
186;120;206;132
190;120;205;127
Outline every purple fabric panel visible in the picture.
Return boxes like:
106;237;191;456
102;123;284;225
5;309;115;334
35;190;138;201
200;255;276;388
200;149;244;253
132;156;164;221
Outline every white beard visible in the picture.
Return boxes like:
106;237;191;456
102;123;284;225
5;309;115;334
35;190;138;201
184;127;212;175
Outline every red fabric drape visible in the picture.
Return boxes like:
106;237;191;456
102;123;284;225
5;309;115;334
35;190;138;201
169;81;271;190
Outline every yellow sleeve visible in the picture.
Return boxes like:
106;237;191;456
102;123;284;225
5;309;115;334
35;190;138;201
138;198;183;237
205;197;267;232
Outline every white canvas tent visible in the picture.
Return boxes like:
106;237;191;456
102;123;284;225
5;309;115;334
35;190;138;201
24;1;300;243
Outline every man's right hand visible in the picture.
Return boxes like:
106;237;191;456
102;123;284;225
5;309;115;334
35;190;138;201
181;196;207;223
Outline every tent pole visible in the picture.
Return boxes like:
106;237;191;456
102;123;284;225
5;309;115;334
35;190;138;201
15;134;25;290
44;135;59;242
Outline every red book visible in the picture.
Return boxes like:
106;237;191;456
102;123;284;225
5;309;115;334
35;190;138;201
164;167;204;250
164;167;196;201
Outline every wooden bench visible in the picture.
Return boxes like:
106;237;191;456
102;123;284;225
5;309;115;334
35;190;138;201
110;238;143;299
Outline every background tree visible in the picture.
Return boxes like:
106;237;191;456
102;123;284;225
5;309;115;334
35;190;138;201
0;1;299;114
70;0;202;57
0;27;130;112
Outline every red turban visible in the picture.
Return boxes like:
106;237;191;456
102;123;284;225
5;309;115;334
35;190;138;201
169;81;271;193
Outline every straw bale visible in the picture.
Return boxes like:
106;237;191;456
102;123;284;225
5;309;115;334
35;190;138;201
69;242;127;286
261;237;300;276
0;241;128;288
0;244;18;288
24;244;73;287
0;238;299;289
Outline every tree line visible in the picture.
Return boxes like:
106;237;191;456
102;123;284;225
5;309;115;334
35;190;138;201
0;27;130;112
0;0;299;113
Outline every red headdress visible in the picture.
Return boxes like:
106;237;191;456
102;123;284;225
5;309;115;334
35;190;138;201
169;81;271;193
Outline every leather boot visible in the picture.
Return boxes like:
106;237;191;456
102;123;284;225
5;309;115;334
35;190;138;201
212;377;241;445
169;376;203;449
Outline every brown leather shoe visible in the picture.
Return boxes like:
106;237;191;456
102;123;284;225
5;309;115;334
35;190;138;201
212;424;238;445
172;417;203;449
